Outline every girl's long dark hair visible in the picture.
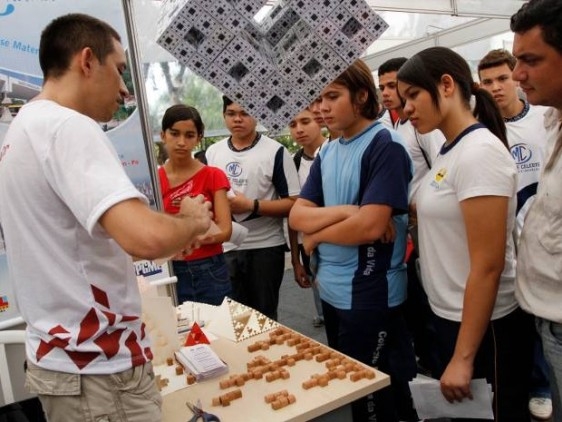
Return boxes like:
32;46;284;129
397;47;508;149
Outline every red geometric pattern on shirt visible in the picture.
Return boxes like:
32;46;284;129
65;350;100;370
35;325;71;362
125;331;146;367
91;284;110;308
141;322;146;340
102;311;116;326
77;308;100;345
34;285;148;370
94;328;125;360
144;347;153;361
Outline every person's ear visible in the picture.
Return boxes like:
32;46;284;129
440;74;455;97
357;88;368;105
79;47;96;76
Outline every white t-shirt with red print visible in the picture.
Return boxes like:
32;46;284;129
0;100;151;374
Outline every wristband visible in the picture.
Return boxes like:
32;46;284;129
253;199;260;215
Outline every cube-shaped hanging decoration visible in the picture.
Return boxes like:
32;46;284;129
156;0;388;135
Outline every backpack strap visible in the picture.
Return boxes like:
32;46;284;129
293;148;304;171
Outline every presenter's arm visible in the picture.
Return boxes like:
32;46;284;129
99;195;212;260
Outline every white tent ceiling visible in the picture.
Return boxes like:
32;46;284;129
362;0;525;70
137;0;524;71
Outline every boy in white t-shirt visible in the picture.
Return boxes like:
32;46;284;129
287;108;327;327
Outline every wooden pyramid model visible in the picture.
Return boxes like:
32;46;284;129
207;297;278;342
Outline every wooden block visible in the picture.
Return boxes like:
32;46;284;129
219;395;231;406
288;394;296;404
175;366;184;375
350;371;365;382
212;397;221;407
302;379;315;390
265;372;278;382
364;370;375;379
186;374;196;385
166;357;174;366
247;343;261;353
271;400;284;410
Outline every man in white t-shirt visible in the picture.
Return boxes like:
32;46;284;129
0;14;212;422
478;49;548;236
206;97;300;320
478;48;551;419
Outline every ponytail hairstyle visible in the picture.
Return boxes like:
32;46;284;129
397;46;508;149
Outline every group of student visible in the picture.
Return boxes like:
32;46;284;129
1;1;561;421
157;2;562;422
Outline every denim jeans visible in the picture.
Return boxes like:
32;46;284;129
536;317;562;422
172;254;231;306
224;245;285;320
531;328;551;398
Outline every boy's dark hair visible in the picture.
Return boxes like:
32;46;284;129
39;13;121;80
378;57;408;77
194;150;207;165
397;46;508;148
333;59;379;120
161;104;205;136
478;49;517;75
222;95;234;114
510;0;562;55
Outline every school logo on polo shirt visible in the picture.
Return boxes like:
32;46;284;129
226;162;242;177
431;168;447;189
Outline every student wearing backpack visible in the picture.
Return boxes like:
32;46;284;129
287;108;327;327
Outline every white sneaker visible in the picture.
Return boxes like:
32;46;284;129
529;397;552;420
312;316;324;327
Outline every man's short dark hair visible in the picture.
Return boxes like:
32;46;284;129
39;13;121;80
510;0;562;55
378;57;408;77
222;95;234;114
478;49;517;75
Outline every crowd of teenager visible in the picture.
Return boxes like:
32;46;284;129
1;0;561;421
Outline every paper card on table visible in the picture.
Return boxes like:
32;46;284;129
174;344;228;381
206;297;278;342
409;377;494;420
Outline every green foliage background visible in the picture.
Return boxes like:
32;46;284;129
146;62;300;155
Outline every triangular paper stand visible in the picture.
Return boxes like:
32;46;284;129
206;297;278;342
184;322;210;346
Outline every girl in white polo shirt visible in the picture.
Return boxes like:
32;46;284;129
397;47;533;421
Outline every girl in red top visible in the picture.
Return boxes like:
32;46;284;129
159;104;232;305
